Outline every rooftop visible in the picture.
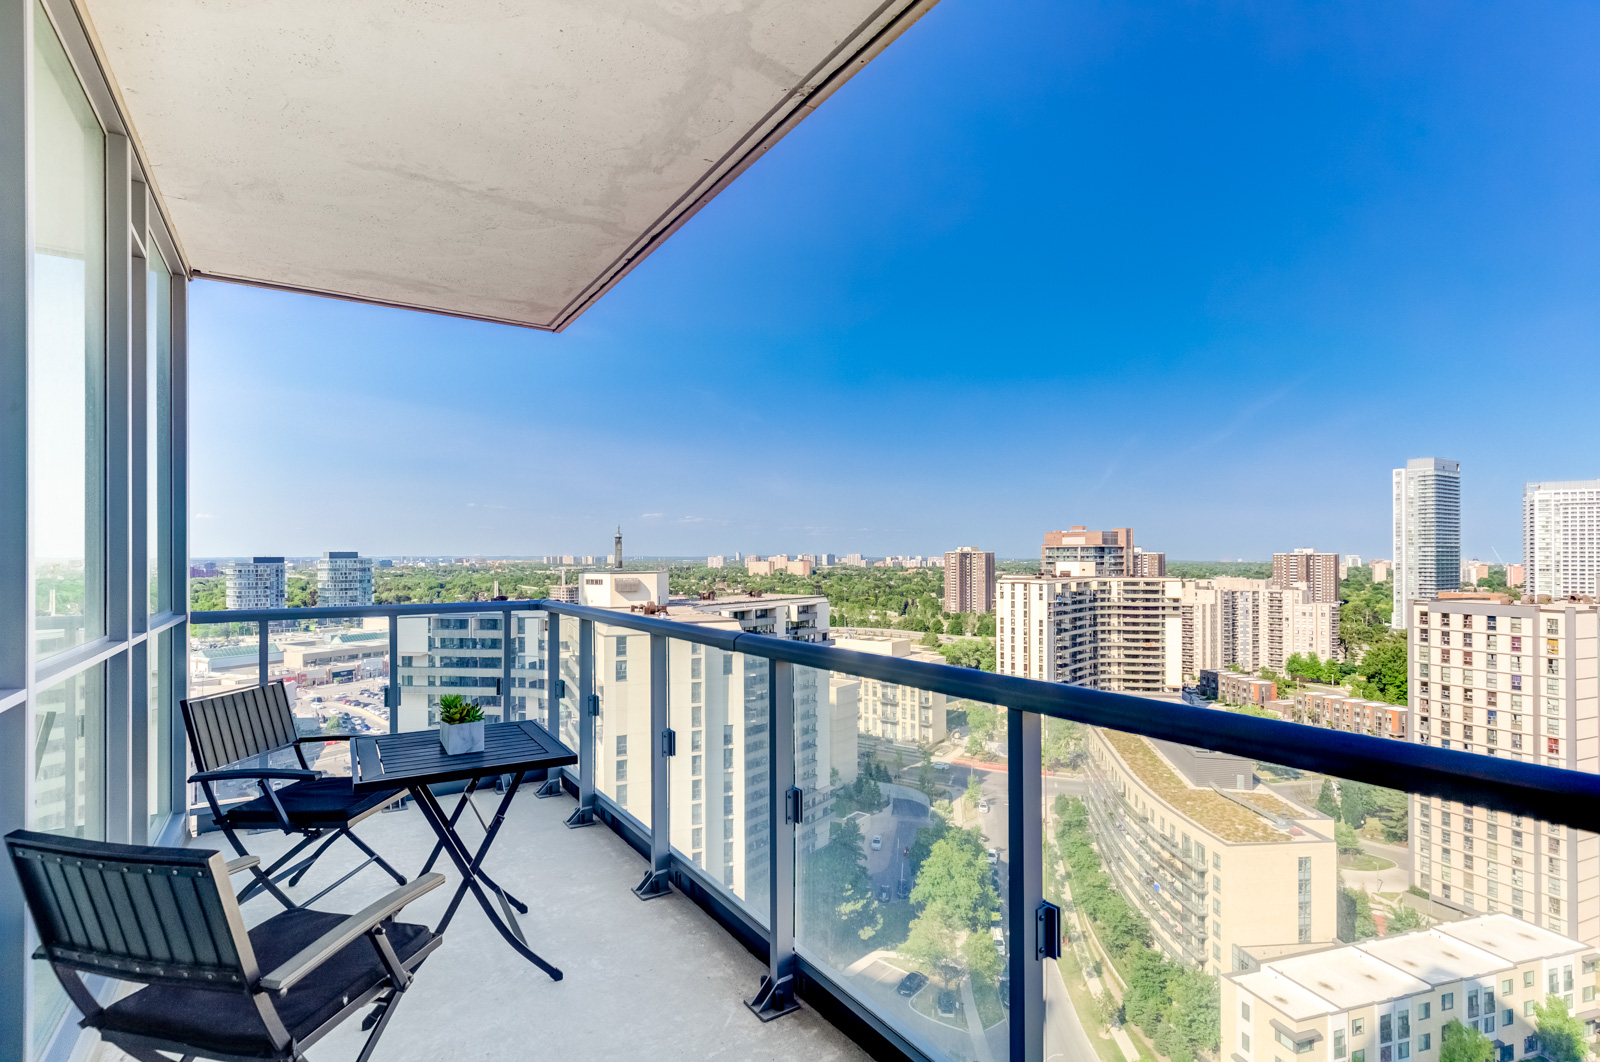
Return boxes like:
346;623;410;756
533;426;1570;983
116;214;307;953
1230;915;1593;1019
1099;729;1296;844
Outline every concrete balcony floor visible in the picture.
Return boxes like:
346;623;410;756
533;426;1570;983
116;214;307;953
92;790;871;1062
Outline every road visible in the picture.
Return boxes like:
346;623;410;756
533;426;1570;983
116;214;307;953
1046;954;1102;1062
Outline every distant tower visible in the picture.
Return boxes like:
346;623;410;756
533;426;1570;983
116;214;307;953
614;526;624;570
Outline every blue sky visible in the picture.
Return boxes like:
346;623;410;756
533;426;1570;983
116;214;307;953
191;0;1600;562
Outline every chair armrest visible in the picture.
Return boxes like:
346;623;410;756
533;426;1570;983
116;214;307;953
188;768;318;784
225;856;261;875
259;873;445;994
297;733;362;743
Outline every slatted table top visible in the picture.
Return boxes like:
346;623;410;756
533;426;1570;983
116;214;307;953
352;720;575;792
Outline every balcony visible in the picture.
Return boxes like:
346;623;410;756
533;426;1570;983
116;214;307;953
98;787;869;1062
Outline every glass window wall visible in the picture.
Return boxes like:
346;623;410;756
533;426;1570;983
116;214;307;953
31;0;106;660
146;241;170;616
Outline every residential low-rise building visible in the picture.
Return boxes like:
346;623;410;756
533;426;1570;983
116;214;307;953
1082;727;1337;975
1290;687;1409;740
1224;915;1597;1062
1218;673;1277;708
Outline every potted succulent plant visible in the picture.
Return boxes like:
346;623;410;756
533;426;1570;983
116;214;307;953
436;694;486;755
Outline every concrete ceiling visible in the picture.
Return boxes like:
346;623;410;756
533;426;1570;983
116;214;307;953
79;0;937;329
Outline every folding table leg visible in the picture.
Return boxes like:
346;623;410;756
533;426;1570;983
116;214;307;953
409;782;563;981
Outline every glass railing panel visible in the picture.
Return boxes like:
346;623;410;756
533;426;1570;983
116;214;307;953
667;638;772;923
508;610;550;726
393;612;508;733
593;622;650;827
793;662;1010;1061
1041;713;1600;1062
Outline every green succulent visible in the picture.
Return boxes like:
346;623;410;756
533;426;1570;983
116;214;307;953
437;694;484;725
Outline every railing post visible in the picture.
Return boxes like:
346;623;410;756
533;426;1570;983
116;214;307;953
500;606;513;721
385;615;399;732
257;619;269;686
1009;707;1044;1061
634;632;672;899
747;658;800;1021
536;610;563;797
564;617;597;828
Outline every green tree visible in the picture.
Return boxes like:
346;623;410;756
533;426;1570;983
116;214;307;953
964;774;982;808
1335;820;1362;854
1387;904;1423;932
917;761;939;800
1316;778;1341;819
968;704;1000;743
1440;1019;1494;1062
910;830;997;931
902;914;962;988
1338;884;1377;941
1042;717;1081;770
962;928;1003;985
920;627;942;649
1535;994;1589;1062
1341;779;1373;828
946;613;967;637
801;817;882;954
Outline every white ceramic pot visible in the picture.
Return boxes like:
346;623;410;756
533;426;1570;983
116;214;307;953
438;719;485;755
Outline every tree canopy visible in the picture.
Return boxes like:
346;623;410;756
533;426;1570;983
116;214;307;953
1535;994;1589;1062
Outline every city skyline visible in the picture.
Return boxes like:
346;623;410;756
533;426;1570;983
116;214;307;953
188;1;1600;561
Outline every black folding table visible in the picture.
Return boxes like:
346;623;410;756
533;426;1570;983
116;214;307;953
352;720;576;980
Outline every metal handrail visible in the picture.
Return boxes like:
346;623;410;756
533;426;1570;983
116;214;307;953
192;598;1600;833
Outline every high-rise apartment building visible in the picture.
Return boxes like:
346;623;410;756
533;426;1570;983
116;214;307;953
316;551;374;607
1041;526;1134;576
1392;458;1461;629
1181;581;1223;679
1406;595;1599;944
1272;548;1340;603
833;636;949;746
224;557;286;609
997;573;1182;695
942;546;996;614
1202;578;1341;676
1523;479;1600;601
1130;548;1166;577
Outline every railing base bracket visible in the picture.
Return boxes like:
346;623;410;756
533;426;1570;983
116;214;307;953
632;868;672;901
564;806;596;829
534;777;564;799
745;974;800;1022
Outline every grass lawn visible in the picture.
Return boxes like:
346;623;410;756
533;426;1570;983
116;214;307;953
1339;851;1396;872
972;974;1006;1029
1053;953;1127;1062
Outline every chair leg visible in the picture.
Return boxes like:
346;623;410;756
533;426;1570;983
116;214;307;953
345;826;408;886
286;829;345;888
237;832;321;904
355;989;405;1062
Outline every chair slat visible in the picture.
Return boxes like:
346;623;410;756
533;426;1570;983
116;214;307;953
59;861;110;954
102;870;151;960
146;873;195;966
78;862;130;957
170;874;222;968
124;873;174;964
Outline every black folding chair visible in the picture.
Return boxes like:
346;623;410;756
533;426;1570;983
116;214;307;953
7;829;444;1062
183;681;407;905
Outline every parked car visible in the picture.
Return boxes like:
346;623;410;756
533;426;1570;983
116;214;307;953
896;972;928;997
977;799;989;813
991;926;1005;952
878;885;891;902
936;991;958;1017
987;847;999;865
933;761;950;772
870;835;882;851
896;879;912;899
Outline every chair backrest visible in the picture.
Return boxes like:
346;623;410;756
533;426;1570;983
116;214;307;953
6;830;260;989
181;680;298;773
